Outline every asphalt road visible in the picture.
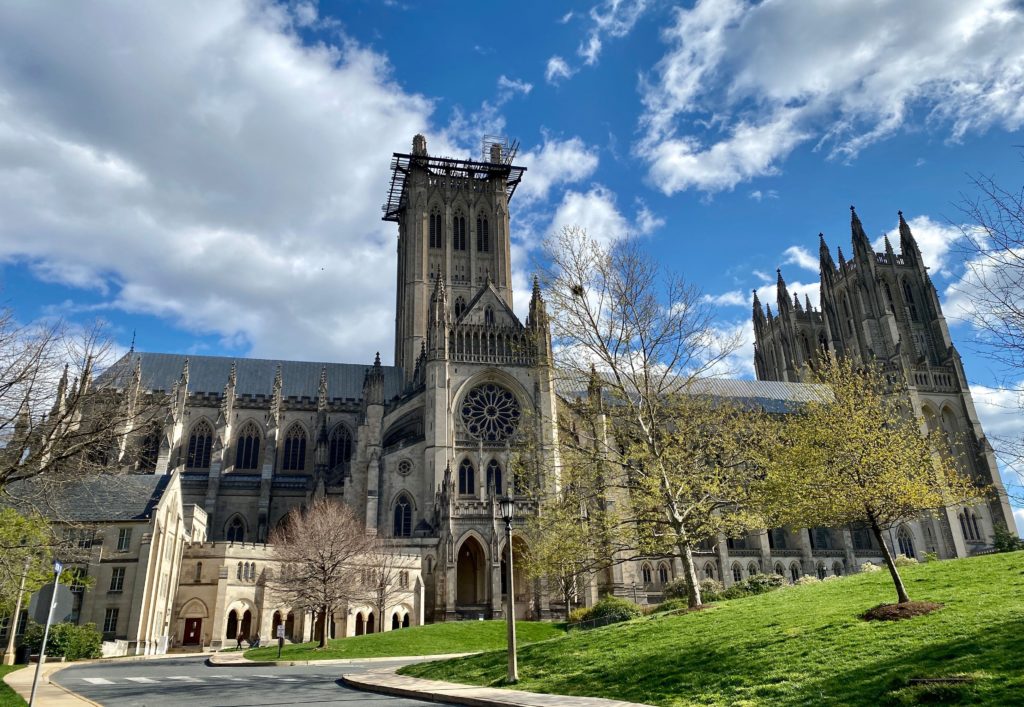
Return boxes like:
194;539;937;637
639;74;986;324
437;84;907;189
53;655;452;706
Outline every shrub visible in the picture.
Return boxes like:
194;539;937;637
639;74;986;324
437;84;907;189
22;622;102;660
894;554;918;567
738;573;785;595
858;562;883;573
662;578;690;600
567;606;591;624
992;527;1024;553
588;596;643;623
922;551;939;563
652;598;690;614
698;578;724;602
795;575;820;585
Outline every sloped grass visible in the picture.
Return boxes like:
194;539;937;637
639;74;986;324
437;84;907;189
245;620;564;661
400;552;1024;706
0;665;28;707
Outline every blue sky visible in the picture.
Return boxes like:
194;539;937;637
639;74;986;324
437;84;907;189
0;1;1022;523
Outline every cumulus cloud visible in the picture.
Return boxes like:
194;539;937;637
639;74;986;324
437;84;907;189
545;56;575;84
639;0;1024;193
549;185;662;247
703;290;747;307
782;246;818;273
516;135;600;204
0;1;434;363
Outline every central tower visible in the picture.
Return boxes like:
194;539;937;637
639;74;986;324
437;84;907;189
384;135;526;380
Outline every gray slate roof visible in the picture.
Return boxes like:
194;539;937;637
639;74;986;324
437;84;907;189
100;352;405;400
5;474;171;523
556;374;830;414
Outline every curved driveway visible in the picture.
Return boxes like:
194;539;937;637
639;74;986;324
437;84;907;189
54;655;451;706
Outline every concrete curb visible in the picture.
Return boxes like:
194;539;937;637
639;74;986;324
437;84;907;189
341;668;657;707
3;662;101;707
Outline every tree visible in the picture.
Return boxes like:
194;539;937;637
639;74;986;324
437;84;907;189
0;509;52;618
1;312;160;496
268;498;373;648
755;356;980;604
359;540;411;633
537;227;765;608
955;175;1024;498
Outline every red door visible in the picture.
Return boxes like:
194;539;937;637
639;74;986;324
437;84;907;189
183;618;202;645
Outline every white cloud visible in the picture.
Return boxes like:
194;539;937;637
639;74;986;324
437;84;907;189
549;185;660;247
705;319;755;378
703;290;747;307
578;0;650;66
516;135;600;204
639;0;1024;193
755;278;820;317
782;246;818;273
497;75;533;101
969;382;1024;507
749;189;778;202
559;11;575;24
545;56;575;85
0;1;433;363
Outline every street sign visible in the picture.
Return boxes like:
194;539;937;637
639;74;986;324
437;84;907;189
28;583;74;625
276;624;285;639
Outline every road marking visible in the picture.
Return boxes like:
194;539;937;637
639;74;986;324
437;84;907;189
253;674;277;678
278;678;300;682
166;676;202;682
125;677;159;683
82;678;114;685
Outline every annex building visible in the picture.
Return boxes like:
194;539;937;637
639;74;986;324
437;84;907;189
2;135;1015;657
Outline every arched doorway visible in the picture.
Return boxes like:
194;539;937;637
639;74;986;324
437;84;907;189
392;613;400;630
240;610;252;639
456;536;487;607
402;613;410;628
366;612;375;634
285;612;295;640
355;613;364;636
271;611;282;640
225;610;238;641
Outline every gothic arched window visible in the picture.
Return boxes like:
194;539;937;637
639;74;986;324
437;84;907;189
486;459;503;495
226;516;245;543
790;563;800;583
732;563;742;582
458;459;475;495
282;424;307;472
429;210;442;249
454;296;466;319
883;282;895;312
658;563;670;584
972;513;981;541
329;425;353;471
453;212;467;251
704;563;715;580
484;306;495;325
476;216;490;252
816;562;827;580
186;421;213;470
641;564;652;583
234;421;261;470
393;494;412;537
902;280;919;321
897;526;916;558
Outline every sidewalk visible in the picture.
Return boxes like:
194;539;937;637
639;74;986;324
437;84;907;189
341;667;656;707
3;662;99;706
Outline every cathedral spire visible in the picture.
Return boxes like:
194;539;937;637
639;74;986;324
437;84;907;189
752;289;765;333
527;275;548;329
898;210;922;265
775;268;790;314
317;366;328;412
819;232;835;272
850;205;872;259
805;293;813;313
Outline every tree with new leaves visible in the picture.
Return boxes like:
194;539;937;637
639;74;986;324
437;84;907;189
537;226;767;608
755;356;980;604
268;498;373;647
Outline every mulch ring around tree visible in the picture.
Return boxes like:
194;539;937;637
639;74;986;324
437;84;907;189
861;601;944;621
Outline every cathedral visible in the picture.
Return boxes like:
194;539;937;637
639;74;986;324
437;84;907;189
7;135;1015;656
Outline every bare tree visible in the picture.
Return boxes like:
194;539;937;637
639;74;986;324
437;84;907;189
955;174;1024;497
537;227;761;608
1;313;161;497
359;540;411;633
268;498;373;648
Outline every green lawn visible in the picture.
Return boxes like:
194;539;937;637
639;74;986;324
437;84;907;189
0;665;27;707
244;620;565;662
400;552;1024;706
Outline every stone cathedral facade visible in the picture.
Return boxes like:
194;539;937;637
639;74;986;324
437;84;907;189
752;207;1017;560
17;136;1015;655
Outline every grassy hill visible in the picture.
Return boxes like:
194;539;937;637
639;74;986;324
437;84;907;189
244;619;564;661
400;552;1024;706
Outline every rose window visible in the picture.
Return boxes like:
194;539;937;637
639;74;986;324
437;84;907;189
460;383;521;442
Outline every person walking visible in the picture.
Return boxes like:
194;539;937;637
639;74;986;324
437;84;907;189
236;630;245;649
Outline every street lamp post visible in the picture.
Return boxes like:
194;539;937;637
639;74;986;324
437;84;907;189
499;495;518;684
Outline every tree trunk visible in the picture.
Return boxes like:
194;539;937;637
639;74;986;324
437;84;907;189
563;582;573;622
870;520;911;604
677;540;702;608
317;605;329;648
